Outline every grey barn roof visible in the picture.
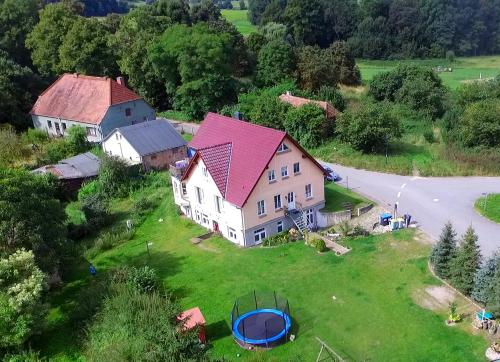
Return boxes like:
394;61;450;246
108;120;186;156
33;152;100;179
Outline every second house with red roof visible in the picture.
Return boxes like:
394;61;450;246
171;113;326;247
30;73;156;142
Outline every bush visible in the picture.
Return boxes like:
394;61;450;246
309;238;327;252
81;194;111;229
132;196;156;216
98;155;133;198
459;99;500;148
338;221;353;237
2;350;41;362
262;231;291;246
284;103;329;148
352;225;369;237
78;180;101;201
127;266;160;293
423;129;435;143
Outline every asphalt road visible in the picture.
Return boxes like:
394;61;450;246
322;162;500;256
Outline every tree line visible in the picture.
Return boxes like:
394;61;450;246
248;0;500;59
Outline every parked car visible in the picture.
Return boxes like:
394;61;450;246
322;164;341;182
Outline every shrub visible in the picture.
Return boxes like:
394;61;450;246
81;194;111;229
78;180;101;201
352;225;369;237
127;266;160;293
423;129;435;143
98;155;132;198
67;125;90;154
262;231;291;246
309;238;327;252
338;221;353;237
284;103;328;148
459;99;500;148
133;195;156;216
2;350;41;362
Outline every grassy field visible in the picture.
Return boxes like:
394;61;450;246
221;9;256;36
36;182;488;361
358;56;500;89
323;181;372;212
475;193;500;223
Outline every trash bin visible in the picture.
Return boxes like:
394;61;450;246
380;213;392;226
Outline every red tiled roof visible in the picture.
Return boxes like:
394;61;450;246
31;73;142;125
279;93;337;119
183;113;324;208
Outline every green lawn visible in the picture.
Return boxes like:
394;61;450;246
182;133;193;142
475;193;500;223
358;56;500;89
36;183;487;361
323;181;372;212
221;9;256;36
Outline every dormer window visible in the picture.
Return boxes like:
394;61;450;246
277;143;289;153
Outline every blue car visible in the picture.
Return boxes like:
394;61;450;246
322;165;341;182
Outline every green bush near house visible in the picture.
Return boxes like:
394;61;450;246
262;231;292;246
309;238;327;252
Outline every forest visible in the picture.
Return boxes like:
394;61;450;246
248;0;500;59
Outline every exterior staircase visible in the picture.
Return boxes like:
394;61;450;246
286;202;308;235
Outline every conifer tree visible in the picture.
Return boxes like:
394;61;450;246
488;267;500;317
472;252;499;303
430;222;457;279
450;226;482;295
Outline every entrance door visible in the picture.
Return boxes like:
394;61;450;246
287;192;295;210
213;221;219;232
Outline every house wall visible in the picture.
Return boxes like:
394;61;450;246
242;137;325;244
142;146;187;171
100;100;156;138
102;130;142;165
174;159;245;246
31;115;103;143
31;99;156;143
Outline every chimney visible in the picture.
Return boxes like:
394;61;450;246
233;111;243;120
116;76;125;86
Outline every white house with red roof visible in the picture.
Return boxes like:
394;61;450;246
171;113;326;247
30;73;155;142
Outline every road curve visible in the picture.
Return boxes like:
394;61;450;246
322;162;500;256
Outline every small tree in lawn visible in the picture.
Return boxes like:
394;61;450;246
430;222;457;279
450;226;482;295
472;252;500;304
67;125;90;154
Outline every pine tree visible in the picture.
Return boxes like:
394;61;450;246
430;222;457;279
450;226;482;295
472;252;499;303
488;266;500;317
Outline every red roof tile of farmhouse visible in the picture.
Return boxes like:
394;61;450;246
184;113;324;208
30;73;142;125
279;93;337;119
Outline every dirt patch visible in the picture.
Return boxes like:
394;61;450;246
413;286;456;311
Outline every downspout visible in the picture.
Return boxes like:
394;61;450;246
240;206;246;247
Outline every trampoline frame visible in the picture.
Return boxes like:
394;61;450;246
232;308;292;345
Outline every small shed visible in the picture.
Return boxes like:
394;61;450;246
177;307;206;344
102;119;187;171
32;152;101;193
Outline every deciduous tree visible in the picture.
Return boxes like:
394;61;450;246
256;40;295;87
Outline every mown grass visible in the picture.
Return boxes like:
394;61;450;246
221;9;256;36
323;182;372;212
36;184;487;361
357;56;500;89
475;193;500;223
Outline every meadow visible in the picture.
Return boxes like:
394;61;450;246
35;181;488;361
221;8;256;36
357;56;500;89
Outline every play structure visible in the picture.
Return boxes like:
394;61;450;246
177;307;206;344
231;291;292;349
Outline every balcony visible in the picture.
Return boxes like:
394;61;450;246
169;159;189;179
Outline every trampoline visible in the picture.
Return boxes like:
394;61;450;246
231;291;292;349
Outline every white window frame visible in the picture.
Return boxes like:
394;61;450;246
214;195;222;213
268;169;276;183
293;162;300;174
277;221;283;233
195;210;201;221
228;227;237;240
274;194;282;210
257;200;266;216
202;167;208;177
306;209;314;225
254;228;266;243
305;184;313;199
202;213;209;225
281;166;288;178
195;187;204;204
181;183;187;195
277;143;289;153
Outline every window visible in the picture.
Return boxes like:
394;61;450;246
62;123;66;131
277;221;283;233
181;183;187;195
281;166;288;178
86;127;96;136
47;120;52;129
293;162;300;174
268;169;276;183
214;195;222;213
228;227;237;240
305;184;313;199
174;181;179;195
202;167;208;177
274;195;282;210
125;108;131;117
254;228;266;243
195;210;201;221
202;213;209;225
115;133;119;140
55;123;61;134
195;187;204;204
257;200;266;216
277;143;289;153
306;209;314;225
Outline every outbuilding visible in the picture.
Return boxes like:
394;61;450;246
102;120;187;171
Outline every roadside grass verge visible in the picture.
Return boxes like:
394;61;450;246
323;182;372;212
36;186;487;361
475;193;500;223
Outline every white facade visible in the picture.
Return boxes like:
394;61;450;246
31;115;103;143
102;130;142;165
171;159;246;246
